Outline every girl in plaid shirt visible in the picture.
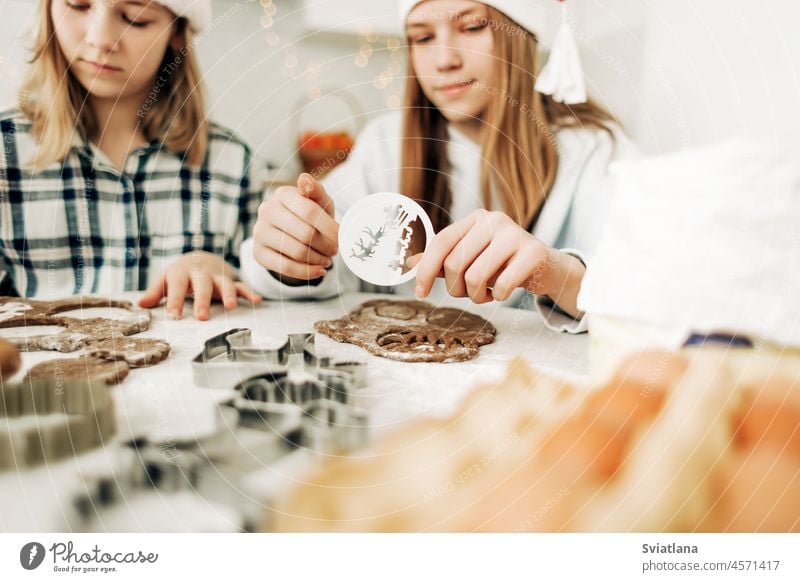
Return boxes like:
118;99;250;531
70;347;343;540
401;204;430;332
0;0;262;320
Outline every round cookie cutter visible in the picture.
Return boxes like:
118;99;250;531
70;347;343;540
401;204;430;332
339;192;435;287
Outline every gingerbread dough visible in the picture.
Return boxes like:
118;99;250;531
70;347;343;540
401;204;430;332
0;296;170;373
0;297;151;352
26;356;130;386
86;336;171;367
314;299;496;363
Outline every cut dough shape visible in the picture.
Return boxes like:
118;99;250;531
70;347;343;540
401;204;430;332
0;296;170;373
86;336;171;367
0;296;152;353
26;356;130;386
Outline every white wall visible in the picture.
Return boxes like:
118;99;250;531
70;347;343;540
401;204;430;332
195;0;402;171
547;0;800;153
0;0;40;106
571;0;649;147
629;0;800;153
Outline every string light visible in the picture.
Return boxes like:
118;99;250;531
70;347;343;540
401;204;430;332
282;49;298;79
373;71;391;89
307;61;322;76
365;33;404;93
260;0;277;32
359;43;373;58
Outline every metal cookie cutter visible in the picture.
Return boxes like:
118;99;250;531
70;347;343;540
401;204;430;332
192;328;369;450
67;331;370;532
192;328;365;390
71;446;262;533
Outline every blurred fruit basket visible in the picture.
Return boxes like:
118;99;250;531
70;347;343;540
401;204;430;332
298;131;355;177
294;89;363;178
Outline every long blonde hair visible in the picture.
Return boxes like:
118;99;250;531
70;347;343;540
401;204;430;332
400;7;615;232
20;0;208;169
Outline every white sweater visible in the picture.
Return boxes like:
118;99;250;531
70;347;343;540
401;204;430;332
241;112;638;333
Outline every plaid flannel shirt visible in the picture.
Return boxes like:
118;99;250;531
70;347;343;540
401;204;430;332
0;108;262;298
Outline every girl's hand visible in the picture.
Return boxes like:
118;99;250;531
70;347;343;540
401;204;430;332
252;173;339;285
139;251;262;321
408;209;586;317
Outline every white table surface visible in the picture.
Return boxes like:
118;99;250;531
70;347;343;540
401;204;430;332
1;292;589;532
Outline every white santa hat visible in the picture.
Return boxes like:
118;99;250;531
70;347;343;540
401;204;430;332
399;0;587;104
154;0;212;33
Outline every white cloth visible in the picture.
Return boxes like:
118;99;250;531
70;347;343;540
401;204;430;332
578;138;800;347
241;112;638;334
155;0;212;33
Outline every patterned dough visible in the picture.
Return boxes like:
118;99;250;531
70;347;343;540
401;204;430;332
315;299;496;363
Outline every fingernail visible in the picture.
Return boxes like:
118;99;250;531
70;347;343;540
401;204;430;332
415;285;425;298
324;259;332;268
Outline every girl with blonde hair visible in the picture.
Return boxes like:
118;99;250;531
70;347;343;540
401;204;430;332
0;0;261;320
245;0;637;333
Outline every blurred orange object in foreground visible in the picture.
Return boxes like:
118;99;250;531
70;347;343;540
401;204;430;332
0;338;21;380
267;348;800;533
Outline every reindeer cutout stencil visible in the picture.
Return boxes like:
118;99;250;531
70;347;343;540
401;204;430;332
349;225;385;262
339;193;435;286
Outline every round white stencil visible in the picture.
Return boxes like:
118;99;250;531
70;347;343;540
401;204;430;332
339;192;435;286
